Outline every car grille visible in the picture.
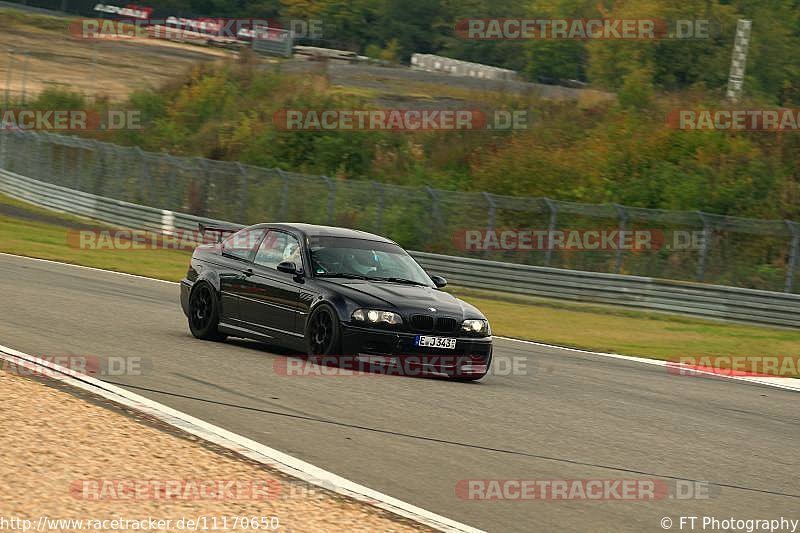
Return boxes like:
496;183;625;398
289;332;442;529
410;314;434;331
436;317;458;333
410;314;459;334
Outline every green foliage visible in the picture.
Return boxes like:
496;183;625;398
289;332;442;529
618;68;654;109
79;0;798;106
28;88;87;111
6;0;795;104
39;0;791;224
91;59;800;223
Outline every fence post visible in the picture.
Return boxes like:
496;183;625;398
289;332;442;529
45;134;54;182
425;187;442;247
2;49;12;119
613;203;628;274
136;147;149;205
59;138;68;184
426;186;441;223
543;198;558;267
373;181;384;234
32;133;42;179
74;141;84;190
696;211;712;282
276;168;289;220
483;192;496;259
785;220;799;293
322;175;335;224
236;162;248;222
20;50;28;106
27;131;36;177
87;139;100;193
197;158;209;217
0;49;12;167
41;134;52;181
111;144;124;198
163;154;179;210
61;137;71;186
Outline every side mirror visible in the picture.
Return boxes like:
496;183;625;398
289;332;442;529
429;275;447;288
277;261;299;275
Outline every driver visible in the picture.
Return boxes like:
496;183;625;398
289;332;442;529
283;242;301;265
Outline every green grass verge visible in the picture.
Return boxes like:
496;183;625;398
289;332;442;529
0;193;190;281
448;288;799;361
1;192;798;361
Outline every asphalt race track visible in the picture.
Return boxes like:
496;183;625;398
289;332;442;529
0;253;797;532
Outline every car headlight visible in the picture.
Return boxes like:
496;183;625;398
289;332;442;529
462;319;490;336
352;309;403;325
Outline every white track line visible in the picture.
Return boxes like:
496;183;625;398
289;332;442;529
495;336;800;392
0;344;483;533
2;252;798;391
0;252;177;285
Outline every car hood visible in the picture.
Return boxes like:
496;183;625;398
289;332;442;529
317;279;484;319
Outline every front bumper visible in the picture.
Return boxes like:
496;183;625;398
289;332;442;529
340;324;492;378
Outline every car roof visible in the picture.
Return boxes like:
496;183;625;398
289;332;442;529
252;223;396;244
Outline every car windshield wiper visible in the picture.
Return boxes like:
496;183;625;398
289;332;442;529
316;272;371;280
368;276;428;286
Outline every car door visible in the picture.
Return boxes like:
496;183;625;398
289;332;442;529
215;227;266;324
238;230;304;338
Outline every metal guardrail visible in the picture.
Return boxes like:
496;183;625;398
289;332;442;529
1;130;799;294
0;168;230;236
2;169;799;328
410;54;517;81
411;252;800;328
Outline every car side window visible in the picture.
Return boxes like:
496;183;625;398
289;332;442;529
221;228;265;262
254;231;302;270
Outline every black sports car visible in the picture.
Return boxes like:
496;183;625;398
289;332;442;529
180;223;493;380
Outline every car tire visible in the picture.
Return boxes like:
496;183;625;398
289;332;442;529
188;281;227;341
306;304;342;358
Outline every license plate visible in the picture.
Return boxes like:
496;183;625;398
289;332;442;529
415;335;457;350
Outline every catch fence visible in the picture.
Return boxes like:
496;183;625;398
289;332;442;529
1;129;797;293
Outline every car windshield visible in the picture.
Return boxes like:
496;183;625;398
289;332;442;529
309;236;432;286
